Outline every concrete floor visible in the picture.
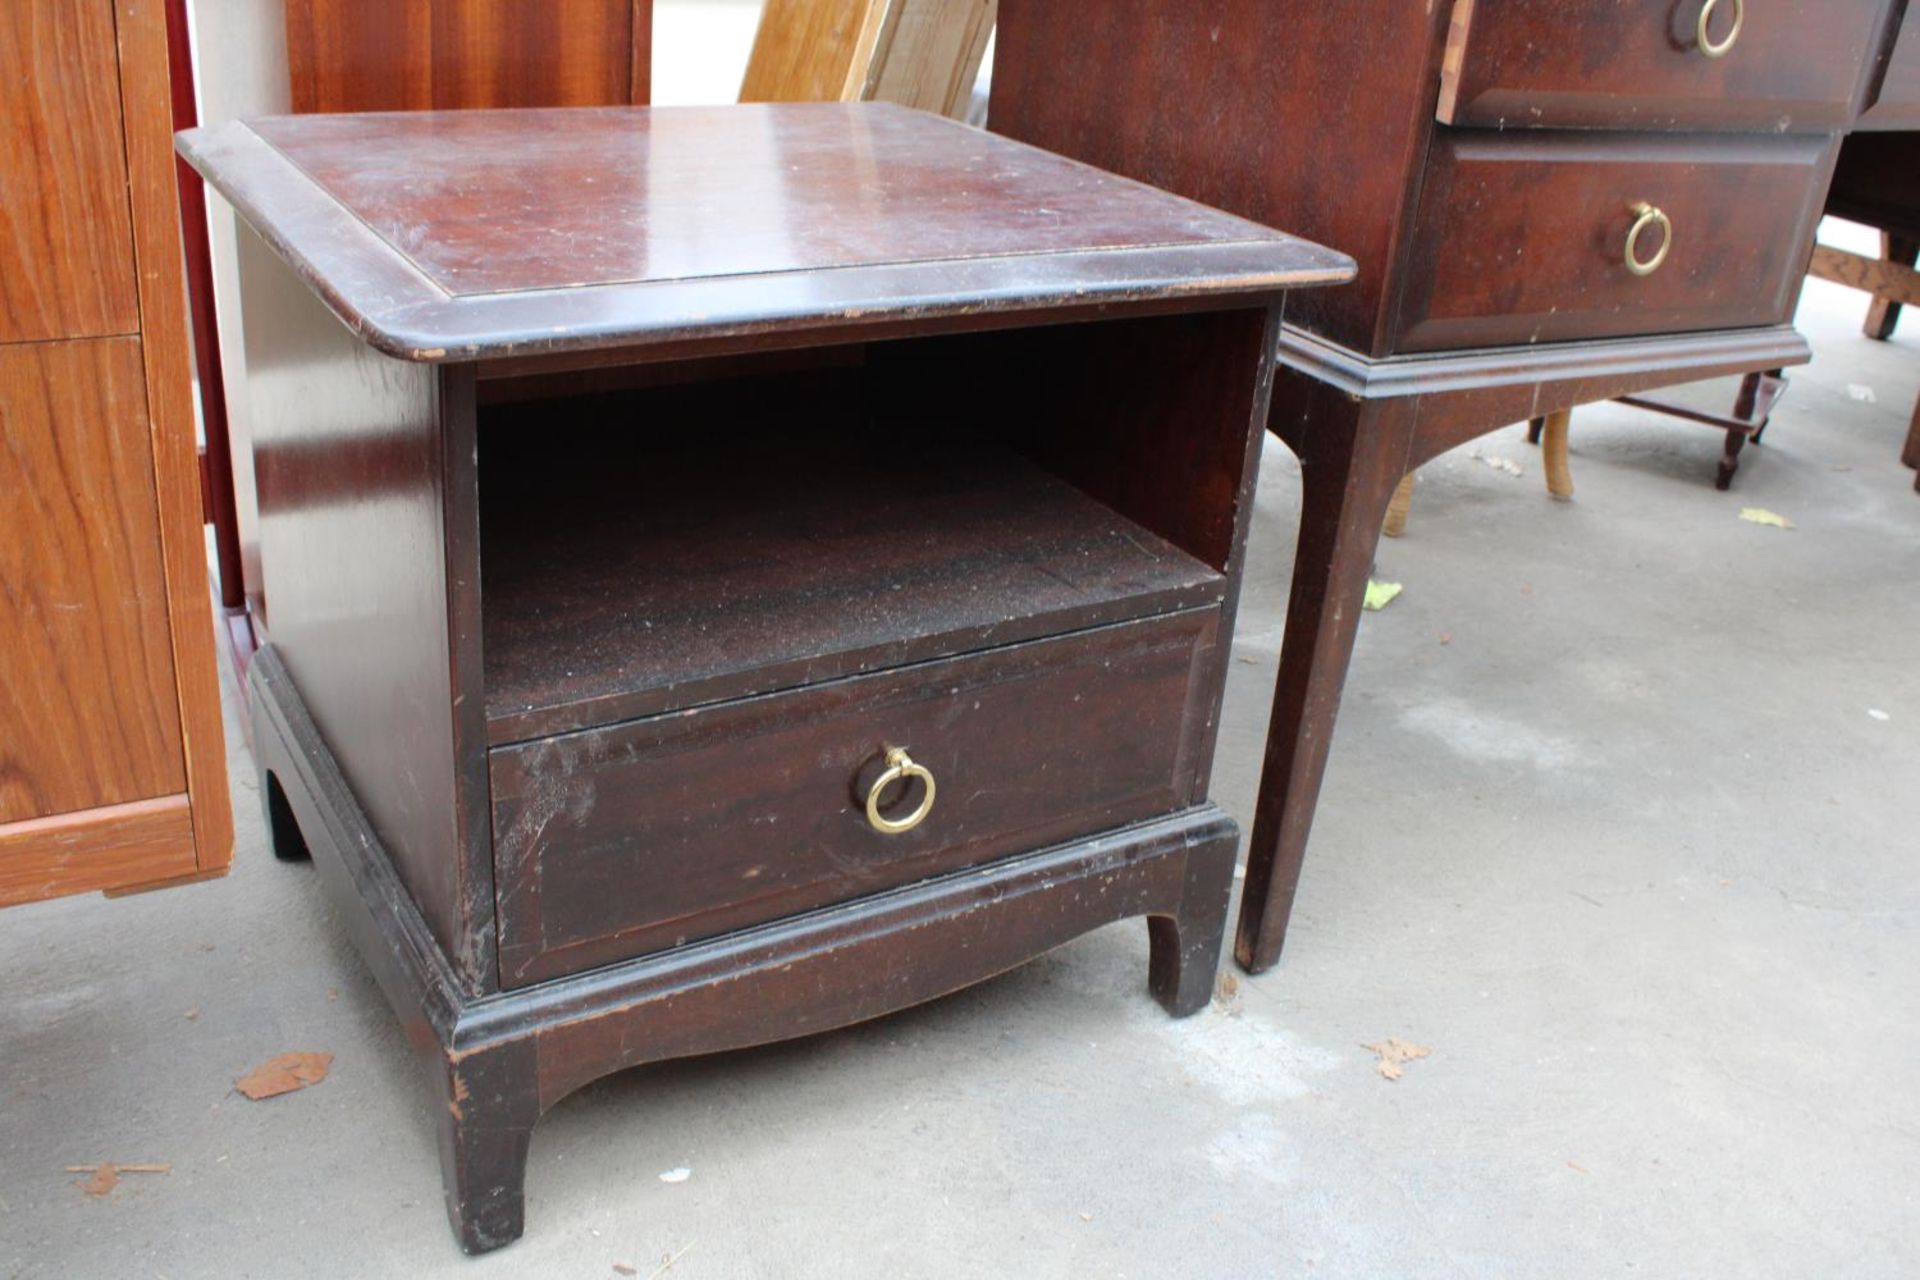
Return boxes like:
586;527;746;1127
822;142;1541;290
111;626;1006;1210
5;16;1920;1270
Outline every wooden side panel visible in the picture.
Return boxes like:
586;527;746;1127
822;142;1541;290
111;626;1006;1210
0;339;185;824
0;796;198;908
116;0;234;873
990;0;1449;357
0;0;140;344
284;0;644;113
235;224;490;984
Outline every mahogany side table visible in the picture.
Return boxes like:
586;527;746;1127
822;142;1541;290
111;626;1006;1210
991;0;1905;974
178;103;1351;1252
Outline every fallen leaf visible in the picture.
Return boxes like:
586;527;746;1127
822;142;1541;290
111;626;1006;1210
1438;632;1452;646
68;1163;170;1197
1213;972;1243;1016
1568;1160;1590;1175
613;1266;638;1277
1362;1038;1432;1081
235;1051;333;1100
1363;580;1403;611
1739;507;1794;530
658;1167;691;1184
183;1008;199;1022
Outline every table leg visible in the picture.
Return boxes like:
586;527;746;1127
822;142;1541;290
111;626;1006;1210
1540;408;1574;499
1237;389;1415;974
1864;234;1918;341
1904;392;1920;478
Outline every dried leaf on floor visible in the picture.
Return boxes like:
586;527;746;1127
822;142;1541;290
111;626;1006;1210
1567;1160;1590;1174
1738;507;1794;530
235;1051;334;1101
1213;973;1243;1017
1363;580;1403;611
68;1163;170;1197
1362;1037;1432;1081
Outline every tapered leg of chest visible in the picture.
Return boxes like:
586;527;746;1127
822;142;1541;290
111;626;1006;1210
435;1040;541;1255
1236;385;1415;975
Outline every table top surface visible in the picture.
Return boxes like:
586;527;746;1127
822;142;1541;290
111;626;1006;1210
178;104;1352;363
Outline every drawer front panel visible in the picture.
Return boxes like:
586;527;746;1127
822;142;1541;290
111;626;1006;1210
1436;0;1886;132
1393;131;1833;353
491;609;1219;986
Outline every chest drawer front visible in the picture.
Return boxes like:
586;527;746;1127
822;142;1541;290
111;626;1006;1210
490;609;1219;987
1436;0;1886;132
1393;131;1833;353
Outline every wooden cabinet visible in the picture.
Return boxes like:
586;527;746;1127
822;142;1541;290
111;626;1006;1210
0;0;231;904
990;0;1905;974
181;101;1350;1251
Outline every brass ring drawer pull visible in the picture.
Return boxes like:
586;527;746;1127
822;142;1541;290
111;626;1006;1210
1625;202;1673;277
1698;0;1744;58
864;747;936;834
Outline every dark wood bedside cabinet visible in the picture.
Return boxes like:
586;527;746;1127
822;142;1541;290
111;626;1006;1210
990;0;1905;973
178;103;1351;1252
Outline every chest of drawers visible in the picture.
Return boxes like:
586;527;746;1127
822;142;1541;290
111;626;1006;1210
991;0;1905;973
180;102;1351;1251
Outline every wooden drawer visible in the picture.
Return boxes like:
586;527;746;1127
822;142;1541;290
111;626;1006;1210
1436;0;1887;132
1392;131;1834;353
490;608;1220;986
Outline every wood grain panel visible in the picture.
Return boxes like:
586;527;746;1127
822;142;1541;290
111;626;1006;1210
742;0;995;116
284;0;648;113
740;0;891;102
991;0;1450;357
1394;131;1834;352
116;0;234;873
864;0;996;117
0;0;139;343
0;339;185;824
1436;0;1888;132
0;795;197;908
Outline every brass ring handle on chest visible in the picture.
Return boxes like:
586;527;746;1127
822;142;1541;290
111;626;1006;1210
864;747;937;835
1698;0;1744;58
1625;202;1673;277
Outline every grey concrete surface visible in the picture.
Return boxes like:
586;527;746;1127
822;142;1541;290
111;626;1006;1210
4;69;1917;1268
